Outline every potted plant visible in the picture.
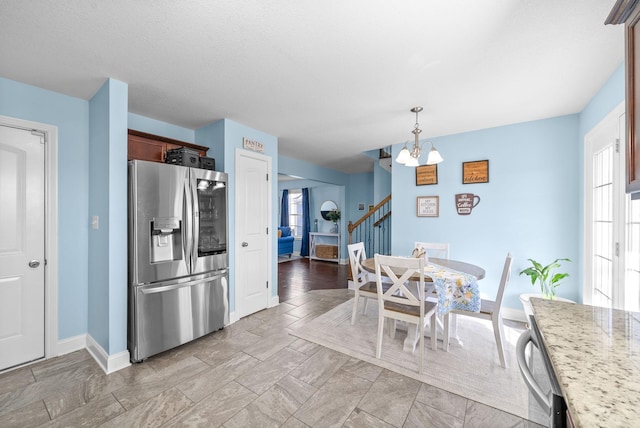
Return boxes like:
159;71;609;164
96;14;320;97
519;258;571;299
326;209;341;233
519;258;572;320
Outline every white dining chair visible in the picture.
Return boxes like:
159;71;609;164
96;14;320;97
414;241;449;299
443;252;513;368
374;254;438;373
348;242;390;325
414;242;451;334
413;242;450;260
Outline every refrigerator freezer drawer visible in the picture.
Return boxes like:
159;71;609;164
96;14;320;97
129;273;229;362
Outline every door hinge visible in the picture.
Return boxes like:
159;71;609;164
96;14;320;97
615;242;620;257
266;227;269;234
266;281;269;289
615;138;620;153
266;173;269;181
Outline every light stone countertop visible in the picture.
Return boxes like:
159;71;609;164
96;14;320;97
530;298;640;428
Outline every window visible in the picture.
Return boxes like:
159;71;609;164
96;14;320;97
288;190;303;239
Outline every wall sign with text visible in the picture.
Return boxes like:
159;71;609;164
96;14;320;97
416;196;439;217
462;160;489;184
243;137;264;153
416;164;438;185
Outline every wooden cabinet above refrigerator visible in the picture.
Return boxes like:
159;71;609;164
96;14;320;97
127;129;208;163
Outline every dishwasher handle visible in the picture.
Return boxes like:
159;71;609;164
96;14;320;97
516;330;551;414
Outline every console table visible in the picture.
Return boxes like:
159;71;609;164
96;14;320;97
309;232;339;263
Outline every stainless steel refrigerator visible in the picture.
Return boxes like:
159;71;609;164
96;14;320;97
128;160;229;362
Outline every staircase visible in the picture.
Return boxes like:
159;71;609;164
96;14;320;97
347;194;391;258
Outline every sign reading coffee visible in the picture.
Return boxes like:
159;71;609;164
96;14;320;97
462;160;489;184
455;193;480;215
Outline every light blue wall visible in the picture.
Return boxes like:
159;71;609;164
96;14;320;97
0;77;90;340
88;81;111;349
392;115;581;310
88;78;128;354
107;80;128;354
348;172;374;228
128;113;195;143
373;161;391;203
195;120;225;171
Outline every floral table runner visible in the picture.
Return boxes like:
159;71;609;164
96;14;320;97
425;262;480;315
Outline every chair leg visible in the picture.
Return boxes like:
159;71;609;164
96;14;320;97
363;296;369;315
493;315;507;368
351;293;359;325
376;313;385;359
443;313;450;352
418;319;425;373
388;318;396;339
430;313;437;351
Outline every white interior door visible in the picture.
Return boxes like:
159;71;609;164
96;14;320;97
0;125;45;370
236;150;271;318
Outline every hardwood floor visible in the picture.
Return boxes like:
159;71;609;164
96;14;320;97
278;258;349;302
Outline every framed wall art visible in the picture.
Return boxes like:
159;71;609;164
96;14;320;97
416;196;439;217
415;164;438;185
462;160;489;184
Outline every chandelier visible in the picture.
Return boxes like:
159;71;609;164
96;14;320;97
395;106;443;167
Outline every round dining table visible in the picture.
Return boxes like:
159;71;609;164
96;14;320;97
360;256;485;353
361;257;485;280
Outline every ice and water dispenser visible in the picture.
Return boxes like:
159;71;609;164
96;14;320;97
150;217;182;262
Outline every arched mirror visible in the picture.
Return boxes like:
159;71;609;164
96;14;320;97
320;200;338;221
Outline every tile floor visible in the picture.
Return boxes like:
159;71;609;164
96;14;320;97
0;289;544;427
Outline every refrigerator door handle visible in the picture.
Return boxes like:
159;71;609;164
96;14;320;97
190;171;200;274
184;178;194;272
140;272;227;294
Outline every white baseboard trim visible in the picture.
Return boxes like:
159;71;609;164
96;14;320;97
86;334;131;374
502;307;527;323
57;334;87;356
347;280;355;290
229;311;239;324
269;295;280;307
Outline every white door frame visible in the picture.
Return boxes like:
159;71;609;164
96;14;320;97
0;115;58;363
234;148;273;319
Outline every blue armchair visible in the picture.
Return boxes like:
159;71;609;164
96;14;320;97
278;226;295;257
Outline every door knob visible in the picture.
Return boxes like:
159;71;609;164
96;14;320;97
241;242;248;247
28;260;40;268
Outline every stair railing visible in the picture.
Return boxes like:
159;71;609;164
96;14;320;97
347;194;391;259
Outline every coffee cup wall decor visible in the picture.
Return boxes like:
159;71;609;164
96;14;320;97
455;193;480;215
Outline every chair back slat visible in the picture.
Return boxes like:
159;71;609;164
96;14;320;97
494;253;513;308
414;242;450;260
374;254;424;308
348;242;369;286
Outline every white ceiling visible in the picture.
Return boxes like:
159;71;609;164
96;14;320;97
0;1;624;173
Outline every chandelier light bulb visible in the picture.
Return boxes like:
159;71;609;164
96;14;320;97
426;143;444;165
395;145;410;164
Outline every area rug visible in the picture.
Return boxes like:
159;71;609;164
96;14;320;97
289;299;547;426
278;254;303;263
